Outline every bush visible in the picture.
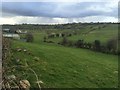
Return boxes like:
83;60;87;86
68;40;74;47
60;37;68;46
100;45;107;53
107;39;118;54
43;36;47;42
68;34;72;37
75;39;84;48
83;42;87;48
56;34;59;37
61;33;65;37
94;40;101;51
26;33;34;42
86;43;92;49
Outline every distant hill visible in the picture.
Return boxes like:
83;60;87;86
2;22;119;31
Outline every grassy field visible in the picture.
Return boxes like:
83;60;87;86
5;23;118;88
45;24;118;44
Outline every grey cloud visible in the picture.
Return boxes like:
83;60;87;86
2;2;118;18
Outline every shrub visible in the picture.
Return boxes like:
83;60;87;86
60;37;68;46
68;40;74;47
26;33;34;42
84;42;92;49
100;45;107;53
56;34;59;37
47;41;54;43
68;33;72;37
75;39;84;48
94;40;101;51
43;36;47;42
61;33;65;37
83;42;87;48
106;39;118;54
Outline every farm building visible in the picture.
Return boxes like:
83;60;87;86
3;29;10;33
3;34;20;40
15;30;27;34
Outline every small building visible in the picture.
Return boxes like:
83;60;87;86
3;29;10;33
3;34;20;40
15;30;27;34
15;30;22;33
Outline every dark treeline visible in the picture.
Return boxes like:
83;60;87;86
2;22;119;31
59;37;119;55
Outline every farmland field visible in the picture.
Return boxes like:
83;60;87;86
3;23;118;88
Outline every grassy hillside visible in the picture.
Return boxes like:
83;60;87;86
7;40;118;88
47;24;118;44
4;23;118;88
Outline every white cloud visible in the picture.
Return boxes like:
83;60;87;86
0;1;118;25
82;16;118;22
0;16;118;25
102;16;118;22
0;17;16;24
2;0;119;2
87;4;113;13
0;16;69;24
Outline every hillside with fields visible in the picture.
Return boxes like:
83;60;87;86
2;23;119;88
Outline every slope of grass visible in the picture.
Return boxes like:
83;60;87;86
6;23;118;88
48;24;118;44
8;40;118;88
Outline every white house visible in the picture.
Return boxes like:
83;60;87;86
3;29;10;33
3;34;20;40
16;30;27;34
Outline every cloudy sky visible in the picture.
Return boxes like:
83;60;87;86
0;0;119;24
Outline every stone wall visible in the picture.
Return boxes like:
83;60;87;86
0;28;2;89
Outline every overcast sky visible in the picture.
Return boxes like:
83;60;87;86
0;0;119;24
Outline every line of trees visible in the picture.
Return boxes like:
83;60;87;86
60;37;119;55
